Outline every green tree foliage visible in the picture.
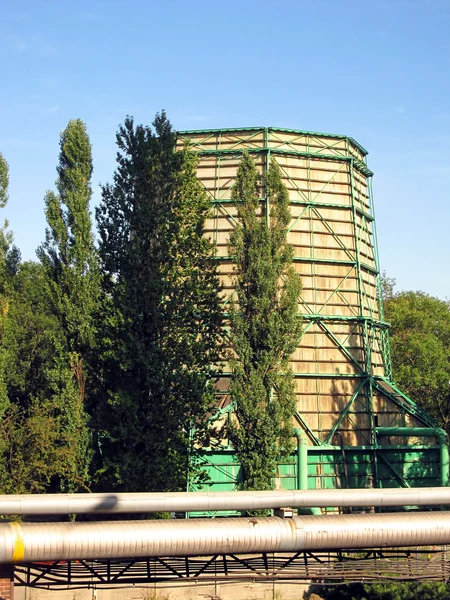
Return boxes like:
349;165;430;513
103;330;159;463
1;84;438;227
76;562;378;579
0;151;90;493
0;152;9;209
0;153;12;469
309;580;450;600
95;112;222;492
36;119;99;489
37;119;100;359
0;153;20;299
0;262;90;492
0;152;20;421
381;271;396;303
383;280;450;432
227;151;302;491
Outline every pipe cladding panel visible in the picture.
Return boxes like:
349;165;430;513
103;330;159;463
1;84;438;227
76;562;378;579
2;513;450;563
0;517;302;563
299;512;450;549
1;488;450;514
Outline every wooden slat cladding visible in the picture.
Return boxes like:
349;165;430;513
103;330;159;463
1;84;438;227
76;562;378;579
178;127;423;448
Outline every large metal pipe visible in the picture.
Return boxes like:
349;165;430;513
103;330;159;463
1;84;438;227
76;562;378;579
294;429;321;516
1;487;450;515
295;428;307;491
2;512;450;563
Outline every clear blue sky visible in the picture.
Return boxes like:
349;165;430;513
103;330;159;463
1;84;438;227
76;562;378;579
1;0;449;299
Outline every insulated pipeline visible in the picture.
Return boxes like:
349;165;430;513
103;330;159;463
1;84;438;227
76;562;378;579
0;517;301;563
1;487;450;515
2;512;450;563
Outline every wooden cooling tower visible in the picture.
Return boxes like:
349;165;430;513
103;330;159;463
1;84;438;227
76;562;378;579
178;127;442;495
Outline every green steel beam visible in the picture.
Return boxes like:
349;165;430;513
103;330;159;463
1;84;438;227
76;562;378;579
318;321;364;373
264;127;270;228
301;314;389;328
213;254;379;274
182;126;440;496
360;262;380;275
372;377;437;429
376;451;411;488
349;160;365;323
324;378;368;444
309;161;348;204
366;174;393;379
218;371;368;379
312;267;357;317
214;201;238;224
211;197;375;221
178;126;369;156
311;205;355;261
222;311;389;328
287;204;310;233
206;400;236;425
294;411;323;446
188;147;372;177
225;129;264;152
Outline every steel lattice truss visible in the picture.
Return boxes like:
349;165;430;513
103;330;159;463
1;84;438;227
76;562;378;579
175;126;442;497
14;548;450;588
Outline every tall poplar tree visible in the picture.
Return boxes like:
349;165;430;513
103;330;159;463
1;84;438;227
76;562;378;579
0;152;9;209
0;153;19;294
37;119;99;360
0;157;74;493
96;112;222;492
228;151;302;491
37;119;99;489
0;152;11;420
0;153;19;418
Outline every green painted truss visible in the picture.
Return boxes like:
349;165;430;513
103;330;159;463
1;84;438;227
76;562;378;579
176;127;443;506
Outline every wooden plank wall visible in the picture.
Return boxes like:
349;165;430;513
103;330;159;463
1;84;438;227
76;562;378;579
179;128;423;447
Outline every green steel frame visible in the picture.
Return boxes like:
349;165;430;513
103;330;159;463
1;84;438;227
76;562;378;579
178;127;441;505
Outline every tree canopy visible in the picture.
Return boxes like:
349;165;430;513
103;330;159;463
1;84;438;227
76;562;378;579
0;261;90;492
383;280;450;433
310;580;450;600
0;153;9;209
37;118;100;359
227;151;302;491
3;114;449;500
95;112;223;492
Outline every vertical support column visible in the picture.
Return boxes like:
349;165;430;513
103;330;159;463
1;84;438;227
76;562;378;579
264;127;270;227
0;566;14;600
295;428;308;491
348;160;365;323
295;428;322;515
367;174;392;381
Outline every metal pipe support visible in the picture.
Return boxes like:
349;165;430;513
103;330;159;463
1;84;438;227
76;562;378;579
294;428;321;515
